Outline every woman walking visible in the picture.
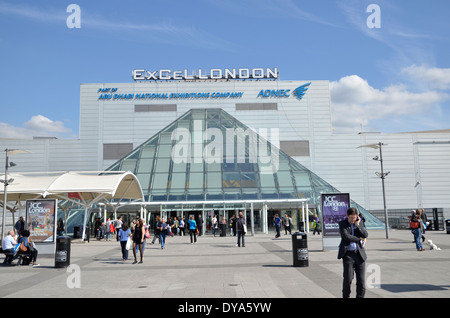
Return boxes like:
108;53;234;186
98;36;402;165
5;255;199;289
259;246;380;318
132;219;145;263
118;223;131;261
236;211;246;247
152;215;161;245
158;218;169;249
188;215;197;244
211;214;218;237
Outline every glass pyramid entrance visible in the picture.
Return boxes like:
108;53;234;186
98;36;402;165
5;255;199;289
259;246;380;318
107;108;384;229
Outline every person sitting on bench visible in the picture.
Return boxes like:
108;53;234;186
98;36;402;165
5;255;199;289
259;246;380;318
17;230;39;266
2;230;17;265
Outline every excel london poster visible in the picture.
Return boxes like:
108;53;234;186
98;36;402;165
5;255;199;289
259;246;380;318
321;193;350;237
26;199;57;243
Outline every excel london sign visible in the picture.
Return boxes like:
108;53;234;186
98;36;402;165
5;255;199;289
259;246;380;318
132;67;279;81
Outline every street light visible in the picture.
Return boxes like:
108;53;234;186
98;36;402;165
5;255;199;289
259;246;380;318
358;142;390;239
1;149;29;240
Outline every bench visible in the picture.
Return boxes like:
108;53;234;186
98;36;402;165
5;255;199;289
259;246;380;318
0;248;30;266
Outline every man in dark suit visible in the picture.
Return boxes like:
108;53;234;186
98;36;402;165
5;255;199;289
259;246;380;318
338;207;369;298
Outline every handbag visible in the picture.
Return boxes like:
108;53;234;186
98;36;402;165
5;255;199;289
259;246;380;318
19;241;27;252
422;221;427;230
243;224;247;234
126;237;133;250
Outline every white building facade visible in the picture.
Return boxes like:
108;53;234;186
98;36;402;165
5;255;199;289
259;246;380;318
2;69;450;223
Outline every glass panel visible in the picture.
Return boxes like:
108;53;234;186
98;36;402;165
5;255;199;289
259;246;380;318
191;110;205;120
224;189;241;200
242;188;259;200
188;172;204;189
168;189;186;201
191;130;204;144
159;132;173;144
125;148;141;160
157;144;173;158
261;189;278;199
205;161;221;172
172;161;187;173
293;171;312;187
206;188;223;200
176;119;191;129
151;190;167;201
170;173;187;189
207;172;222;188
154;158;170;173
223;172;240;188
206;120;221;129
152;174;168;189
189;162;204;173
121;159;137;172
137;158;153;173
207;109;220;120
277;171;293;187
277;155;291;171
187;190;204;201
240;172;258;188
259;173;276;188
223;162;237;172
136;173;151;191
140;145;156;158
239;162;257;172
279;187;297;199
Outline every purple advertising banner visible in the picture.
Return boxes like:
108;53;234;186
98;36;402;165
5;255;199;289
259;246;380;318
26;199;57;243
321;193;350;237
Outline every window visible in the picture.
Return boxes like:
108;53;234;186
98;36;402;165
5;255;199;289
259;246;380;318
103;143;133;160
236;103;278;111
135;104;177;112
280;140;310;157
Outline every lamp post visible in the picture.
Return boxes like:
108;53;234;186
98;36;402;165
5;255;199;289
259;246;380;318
1;149;29;240
358;142;390;239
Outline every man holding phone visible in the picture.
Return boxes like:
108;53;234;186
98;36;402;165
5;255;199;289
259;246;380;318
338;207;369;298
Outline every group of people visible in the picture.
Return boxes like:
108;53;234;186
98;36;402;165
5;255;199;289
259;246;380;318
115;212;248;263
273;213;294;238
2;229;39;266
209;214;243;237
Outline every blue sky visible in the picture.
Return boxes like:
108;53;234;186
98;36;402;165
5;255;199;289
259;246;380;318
0;0;449;138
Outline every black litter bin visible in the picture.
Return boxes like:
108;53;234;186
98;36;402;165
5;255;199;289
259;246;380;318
292;232;308;267
446;220;450;234
298;221;305;232
55;235;71;268
73;226;80;238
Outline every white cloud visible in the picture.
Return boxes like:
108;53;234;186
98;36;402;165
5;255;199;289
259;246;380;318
402;65;450;90
330;74;449;134
0;115;74;139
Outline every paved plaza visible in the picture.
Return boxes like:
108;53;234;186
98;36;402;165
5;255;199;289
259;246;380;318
1;229;449;298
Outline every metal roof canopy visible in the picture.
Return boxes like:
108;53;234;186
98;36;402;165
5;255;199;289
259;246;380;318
0;171;144;240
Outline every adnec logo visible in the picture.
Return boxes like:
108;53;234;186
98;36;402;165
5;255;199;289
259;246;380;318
257;82;311;101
